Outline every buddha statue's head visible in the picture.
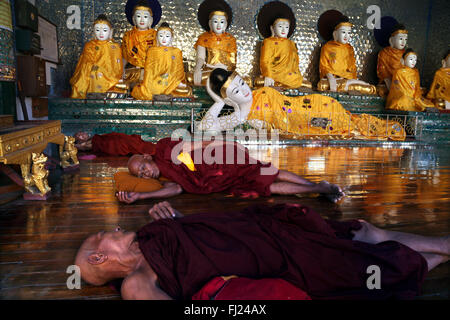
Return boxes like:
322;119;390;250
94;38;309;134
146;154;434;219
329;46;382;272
209;68;253;106
389;24;408;50
332;17;352;44
442;50;450;68
271;18;290;38
157;22;173;47
401;49;417;68
132;0;153;30
93;15;113;41
208;11;228;35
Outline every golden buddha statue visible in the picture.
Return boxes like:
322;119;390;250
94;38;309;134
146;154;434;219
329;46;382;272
122;0;162;86
253;1;312;91
186;0;237;87
375;22;408;97
317;11;376;95
427;50;450;110
131;23;192;100
386;49;435;112
70;15;124;99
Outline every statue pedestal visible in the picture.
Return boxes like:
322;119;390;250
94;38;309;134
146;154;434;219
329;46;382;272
23;192;52;201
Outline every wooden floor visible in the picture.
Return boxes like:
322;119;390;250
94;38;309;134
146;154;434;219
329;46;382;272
0;144;449;300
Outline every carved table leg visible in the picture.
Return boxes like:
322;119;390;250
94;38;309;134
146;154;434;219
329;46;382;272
21;152;52;200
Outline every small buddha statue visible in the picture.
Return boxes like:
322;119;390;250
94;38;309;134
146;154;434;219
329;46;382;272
70;15;124;99
376;23;408;97
122;0;162;86
317;12;377;95
131;23;192;100
187;0;237;87
427;50;450;110
253;1;312;91
386;49;435;112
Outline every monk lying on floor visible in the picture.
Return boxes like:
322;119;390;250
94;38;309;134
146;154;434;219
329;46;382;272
75;201;449;300
74;132;156;156
116;137;345;203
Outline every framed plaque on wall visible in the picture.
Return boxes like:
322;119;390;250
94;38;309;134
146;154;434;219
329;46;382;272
36;15;59;64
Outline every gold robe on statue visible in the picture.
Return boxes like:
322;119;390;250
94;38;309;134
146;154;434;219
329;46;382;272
70;40;123;99
377;47;405;83
426;68;450;109
387;67;434;111
132;46;191;100
187;31;237;85
247;87;406;141
259;37;303;89
122;27;157;68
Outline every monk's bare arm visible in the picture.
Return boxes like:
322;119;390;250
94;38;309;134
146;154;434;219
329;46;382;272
116;183;183;203
138;182;183;200
121;272;173;300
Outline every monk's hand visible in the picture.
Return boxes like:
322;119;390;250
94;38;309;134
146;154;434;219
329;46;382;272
116;191;140;204
149;201;176;221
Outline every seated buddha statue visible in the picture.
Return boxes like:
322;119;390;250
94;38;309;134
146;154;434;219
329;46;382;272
317;12;376;95
70;15;124;99
122;0;162;86
427;50;450;110
253;1;312;91
187;0;237;87
131;23;192;100
376;23;408;97
386;49;435;112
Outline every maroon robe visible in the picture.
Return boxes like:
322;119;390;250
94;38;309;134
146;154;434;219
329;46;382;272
91;132;156;156
137;203;428;300
152;138;279;197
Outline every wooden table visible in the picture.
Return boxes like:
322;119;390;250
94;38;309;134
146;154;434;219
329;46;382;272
0;120;79;200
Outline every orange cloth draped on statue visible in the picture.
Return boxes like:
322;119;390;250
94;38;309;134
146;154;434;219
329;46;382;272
132;46;188;100
387;67;434;111
247;87;406;141
70;40;123;99
319;40;357;80
122;27;157;68
260;37;303;89
427;68;450;105
91;132;156;156
194;31;237;70
377;47;405;83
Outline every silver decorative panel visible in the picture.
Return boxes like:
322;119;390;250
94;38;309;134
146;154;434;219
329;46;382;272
36;0;448;95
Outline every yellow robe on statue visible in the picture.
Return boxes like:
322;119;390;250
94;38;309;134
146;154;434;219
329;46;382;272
122;27;157;68
132;46;189;100
247;87;406;141
260;37;303;88
377;47;405;83
387;67;434;111
427;68;450;107
70;40;123;99
319;40;357;80
194;31;237;71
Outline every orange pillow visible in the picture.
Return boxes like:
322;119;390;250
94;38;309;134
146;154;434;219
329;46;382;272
114;171;164;192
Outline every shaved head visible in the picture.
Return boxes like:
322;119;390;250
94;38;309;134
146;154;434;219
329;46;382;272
75;235;109;286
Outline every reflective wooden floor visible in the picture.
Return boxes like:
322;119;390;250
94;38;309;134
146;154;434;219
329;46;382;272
0;144;448;300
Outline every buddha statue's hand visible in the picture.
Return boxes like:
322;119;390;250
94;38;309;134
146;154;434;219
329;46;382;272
264;77;275;87
178;82;187;88
193;66;203;86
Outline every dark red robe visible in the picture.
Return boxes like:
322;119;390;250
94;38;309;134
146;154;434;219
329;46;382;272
91;132;156;156
137;203;428;300
152;137;279;197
